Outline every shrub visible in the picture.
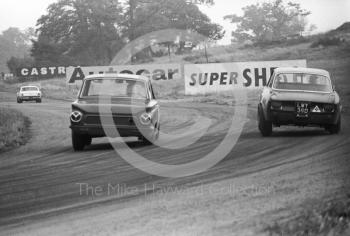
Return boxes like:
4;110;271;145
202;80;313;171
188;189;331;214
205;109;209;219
311;36;343;48
264;197;350;236
0;107;31;152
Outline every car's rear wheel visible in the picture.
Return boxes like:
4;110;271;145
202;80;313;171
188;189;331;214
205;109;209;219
85;136;92;146
326;117;341;134
258;107;272;137
72;131;88;151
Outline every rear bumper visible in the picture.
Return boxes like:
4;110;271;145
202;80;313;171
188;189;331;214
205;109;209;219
270;110;340;126
18;96;41;101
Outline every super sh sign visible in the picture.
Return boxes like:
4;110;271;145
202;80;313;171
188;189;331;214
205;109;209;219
17;66;66;78
184;60;307;95
66;64;181;84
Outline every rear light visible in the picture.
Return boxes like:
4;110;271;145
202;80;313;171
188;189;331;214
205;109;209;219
324;104;335;113
271;101;282;110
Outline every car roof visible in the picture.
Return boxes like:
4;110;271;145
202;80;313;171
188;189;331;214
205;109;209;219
274;67;330;77
21;85;39;88
84;73;150;81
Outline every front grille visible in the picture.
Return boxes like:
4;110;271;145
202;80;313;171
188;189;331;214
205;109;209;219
85;115;134;126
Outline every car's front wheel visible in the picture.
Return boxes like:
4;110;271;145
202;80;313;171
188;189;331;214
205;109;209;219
326;117;341;134
17;98;22;103
140;123;160;145
258;107;272;137
36;99;42;103
72;132;91;151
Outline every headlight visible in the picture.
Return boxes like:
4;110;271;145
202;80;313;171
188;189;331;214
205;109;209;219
140;112;152;125
21;93;24;96
70;110;83;123
37;92;41;96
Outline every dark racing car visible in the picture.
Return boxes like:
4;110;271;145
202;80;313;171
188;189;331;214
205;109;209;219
258;67;341;136
70;74;160;151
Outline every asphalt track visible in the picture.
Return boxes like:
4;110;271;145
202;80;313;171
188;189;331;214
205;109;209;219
0;91;349;233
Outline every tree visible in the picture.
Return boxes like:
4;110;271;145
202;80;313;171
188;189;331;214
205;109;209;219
33;0;124;66
0;27;35;72
224;0;311;44
123;0;224;61
32;0;223;65
7;56;35;74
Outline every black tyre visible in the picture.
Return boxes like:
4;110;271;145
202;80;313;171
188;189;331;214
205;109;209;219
36;99;42;103
154;123;160;140
85;136;92;146
326;117;341;134
258;107;272;137
17;98;22;103
72;131;86;151
140;123;160;145
141;136;152;145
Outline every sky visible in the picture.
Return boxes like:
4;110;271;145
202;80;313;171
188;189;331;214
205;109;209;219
0;0;349;45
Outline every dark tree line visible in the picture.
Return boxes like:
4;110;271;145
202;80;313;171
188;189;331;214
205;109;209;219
30;0;224;67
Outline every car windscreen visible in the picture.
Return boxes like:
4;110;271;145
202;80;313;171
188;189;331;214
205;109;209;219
21;87;38;91
80;78;147;99
273;73;332;92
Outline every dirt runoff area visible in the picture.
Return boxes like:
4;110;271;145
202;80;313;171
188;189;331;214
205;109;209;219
0;90;349;235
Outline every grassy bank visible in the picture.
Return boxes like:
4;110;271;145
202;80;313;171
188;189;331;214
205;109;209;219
0;107;31;152
1;78;78;101
265;197;350;236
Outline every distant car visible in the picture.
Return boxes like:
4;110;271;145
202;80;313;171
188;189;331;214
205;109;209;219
258;67;341;136
70;74;160;151
17;85;42;103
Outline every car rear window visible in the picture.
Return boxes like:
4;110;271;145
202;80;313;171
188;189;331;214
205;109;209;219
81;78;147;99
273;73;332;92
21;87;39;91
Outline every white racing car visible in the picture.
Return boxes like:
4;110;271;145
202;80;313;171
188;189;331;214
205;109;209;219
17;85;42;103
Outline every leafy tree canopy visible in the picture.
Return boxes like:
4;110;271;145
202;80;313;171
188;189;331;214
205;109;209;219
32;0;224;66
33;0;124;66
0;27;35;72
224;0;313;44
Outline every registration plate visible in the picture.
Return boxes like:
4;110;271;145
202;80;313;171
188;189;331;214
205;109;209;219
296;102;309;117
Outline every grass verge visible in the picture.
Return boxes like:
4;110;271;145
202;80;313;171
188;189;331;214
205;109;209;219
264;197;350;236
0;107;31;152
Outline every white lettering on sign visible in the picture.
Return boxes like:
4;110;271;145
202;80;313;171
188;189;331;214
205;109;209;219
184;60;307;95
31;68;39;76
18;66;66;78
21;68;29;76
41;67;47;75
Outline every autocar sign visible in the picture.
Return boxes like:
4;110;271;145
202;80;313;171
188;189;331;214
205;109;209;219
66;64;182;84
